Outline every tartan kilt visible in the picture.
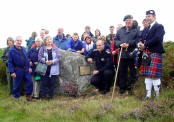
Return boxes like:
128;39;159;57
141;50;162;78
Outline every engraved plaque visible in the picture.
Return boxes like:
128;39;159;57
79;66;91;76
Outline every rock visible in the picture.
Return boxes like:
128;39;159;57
54;49;95;96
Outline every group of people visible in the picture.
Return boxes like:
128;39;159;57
2;35;61;101
2;9;165;101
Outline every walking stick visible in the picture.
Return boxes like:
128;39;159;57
99;47;123;114
111;47;123;102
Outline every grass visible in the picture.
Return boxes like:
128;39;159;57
0;84;141;122
0;78;174;122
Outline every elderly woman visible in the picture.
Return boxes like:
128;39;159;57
28;38;43;99
38;35;61;100
1;37;14;95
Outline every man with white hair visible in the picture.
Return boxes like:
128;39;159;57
53;28;68;50
8;36;33;101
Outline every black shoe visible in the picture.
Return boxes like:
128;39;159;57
26;95;32;101
32;96;39;99
128;88;134;95
142;96;150;101
119;89;125;94
41;97;46;101
127;85;134;95
105;88;110;92
48;97;53;100
100;90;107;94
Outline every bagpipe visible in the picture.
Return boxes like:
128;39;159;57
129;40;151;67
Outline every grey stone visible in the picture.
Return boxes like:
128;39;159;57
54;49;95;95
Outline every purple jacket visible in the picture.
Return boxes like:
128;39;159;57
38;46;61;76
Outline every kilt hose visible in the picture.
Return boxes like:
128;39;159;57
141;50;162;78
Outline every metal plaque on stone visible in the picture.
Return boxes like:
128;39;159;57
79;65;91;76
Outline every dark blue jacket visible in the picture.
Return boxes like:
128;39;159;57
27;46;41;75
53;34;68;50
138;28;149;43
8;46;30;73
66;38;84;52
144;22;165;53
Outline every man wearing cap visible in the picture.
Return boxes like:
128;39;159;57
8;36;33;101
138;10;165;100
114;15;140;94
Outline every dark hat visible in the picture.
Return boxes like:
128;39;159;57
123;15;133;21
146;10;156;15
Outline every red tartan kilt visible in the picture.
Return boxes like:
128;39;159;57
141;50;162;78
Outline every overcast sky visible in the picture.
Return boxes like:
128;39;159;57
0;0;173;48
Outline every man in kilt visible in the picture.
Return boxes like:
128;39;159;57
138;10;165;100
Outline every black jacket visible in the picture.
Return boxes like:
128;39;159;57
85;49;114;73
114;26;140;58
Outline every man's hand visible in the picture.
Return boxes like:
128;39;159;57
29;68;32;73
87;58;93;63
11;73;16;78
138;42;145;50
120;43;129;48
112;51;116;55
93;70;99;75
76;51;81;54
124;43;129;48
